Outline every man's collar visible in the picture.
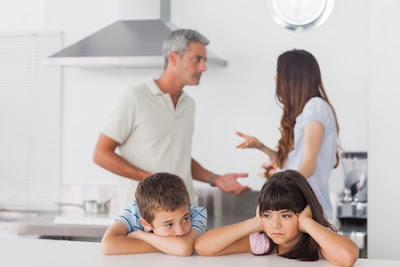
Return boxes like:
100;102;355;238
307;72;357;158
147;78;164;95
147;77;187;99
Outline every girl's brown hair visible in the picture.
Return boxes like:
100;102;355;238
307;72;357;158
258;170;334;261
275;49;339;168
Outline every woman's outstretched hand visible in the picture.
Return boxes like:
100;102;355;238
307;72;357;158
236;131;264;150
261;161;278;178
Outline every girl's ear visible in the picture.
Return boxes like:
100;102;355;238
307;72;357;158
139;217;153;232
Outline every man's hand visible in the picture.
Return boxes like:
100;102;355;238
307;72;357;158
213;173;251;195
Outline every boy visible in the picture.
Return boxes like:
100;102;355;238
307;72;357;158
101;172;207;256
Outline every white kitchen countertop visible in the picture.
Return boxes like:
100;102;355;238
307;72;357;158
1;238;399;267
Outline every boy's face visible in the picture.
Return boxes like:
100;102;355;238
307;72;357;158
144;205;191;237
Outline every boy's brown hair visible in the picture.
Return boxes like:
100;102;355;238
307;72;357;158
135;172;190;224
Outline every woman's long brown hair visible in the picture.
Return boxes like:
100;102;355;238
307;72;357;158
257;170;334;261
275;49;339;168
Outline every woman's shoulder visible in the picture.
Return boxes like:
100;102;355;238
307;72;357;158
304;97;331;111
302;97;333;119
295;97;335;129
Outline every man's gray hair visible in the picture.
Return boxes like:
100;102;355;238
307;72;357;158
162;29;209;66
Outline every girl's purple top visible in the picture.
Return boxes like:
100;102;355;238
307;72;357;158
249;232;270;254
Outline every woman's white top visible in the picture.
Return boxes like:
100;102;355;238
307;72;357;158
284;97;337;218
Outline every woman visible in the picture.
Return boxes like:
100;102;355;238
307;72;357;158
236;49;339;219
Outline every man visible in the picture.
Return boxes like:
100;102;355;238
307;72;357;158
93;29;249;209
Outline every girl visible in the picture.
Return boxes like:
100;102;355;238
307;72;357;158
236;49;339;219
195;170;359;266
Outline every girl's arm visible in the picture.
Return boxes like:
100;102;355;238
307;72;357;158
195;216;263;256
299;206;359;266
298;121;324;178
235;131;277;161
101;221;159;255
128;229;202;256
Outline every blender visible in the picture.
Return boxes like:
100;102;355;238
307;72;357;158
336;152;368;219
336;152;368;258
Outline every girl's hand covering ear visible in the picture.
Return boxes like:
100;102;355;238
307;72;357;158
254;205;264;232
298;205;313;233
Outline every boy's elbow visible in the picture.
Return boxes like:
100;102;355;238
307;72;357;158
100;237;119;255
172;242;194;257
194;239;215;256
177;247;194;257
100;243;114;255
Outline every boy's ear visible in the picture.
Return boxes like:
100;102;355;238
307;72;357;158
139;217;153;232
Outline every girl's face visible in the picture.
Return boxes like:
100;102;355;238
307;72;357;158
261;209;303;252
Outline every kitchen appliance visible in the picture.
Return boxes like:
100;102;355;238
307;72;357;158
336;152;368;258
43;0;226;68
337;152;368;219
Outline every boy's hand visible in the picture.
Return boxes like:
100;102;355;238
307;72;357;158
298;205;313;233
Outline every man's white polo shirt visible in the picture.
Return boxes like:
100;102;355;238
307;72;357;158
102;78;195;209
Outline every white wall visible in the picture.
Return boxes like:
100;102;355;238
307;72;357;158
0;0;44;31
368;0;400;261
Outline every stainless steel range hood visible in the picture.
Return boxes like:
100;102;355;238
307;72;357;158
43;0;226;68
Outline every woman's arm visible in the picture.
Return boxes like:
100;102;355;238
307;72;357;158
101;221;159;255
235;131;277;161
195;216;263;256
299;206;359;266
129;229;202;256
297;121;324;178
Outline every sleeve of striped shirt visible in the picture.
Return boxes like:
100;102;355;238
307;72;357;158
116;200;145;233
189;204;207;234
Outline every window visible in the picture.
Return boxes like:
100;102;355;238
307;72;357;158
0;32;62;209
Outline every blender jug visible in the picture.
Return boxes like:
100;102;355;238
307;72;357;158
341;152;368;203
